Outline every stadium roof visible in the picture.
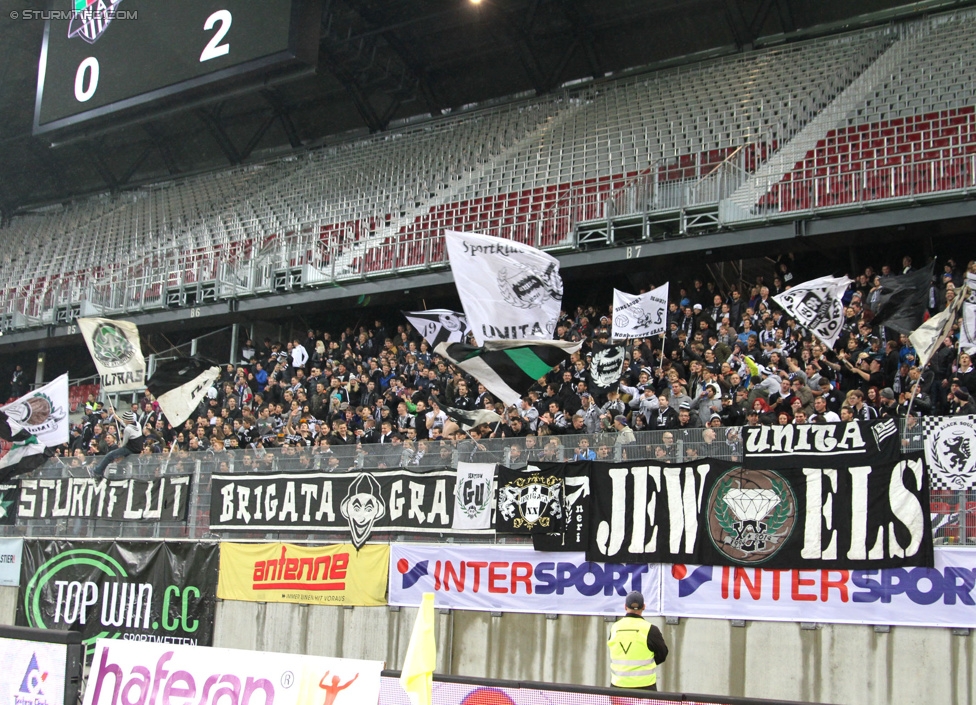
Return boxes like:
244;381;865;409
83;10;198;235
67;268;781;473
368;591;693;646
0;0;968;215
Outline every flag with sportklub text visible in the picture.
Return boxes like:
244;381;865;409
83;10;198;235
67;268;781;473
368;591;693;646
435;340;582;408
444;230;563;344
612;283;669;339
147;357;220;427
78;317;146;392
403;309;471;348
772;274;852;347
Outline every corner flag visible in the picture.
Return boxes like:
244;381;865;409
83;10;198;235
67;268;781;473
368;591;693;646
400;592;436;705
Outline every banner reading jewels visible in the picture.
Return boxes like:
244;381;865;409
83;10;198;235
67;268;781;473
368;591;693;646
586;455;933;569
662;547;976;629
17;540;219;660
17;476;191;521
389;543;661;617
218;542;389;606
210;470;462;548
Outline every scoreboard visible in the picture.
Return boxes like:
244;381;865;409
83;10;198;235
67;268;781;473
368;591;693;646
33;0;320;134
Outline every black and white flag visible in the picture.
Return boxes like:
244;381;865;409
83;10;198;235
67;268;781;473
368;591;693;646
403;309;471;347
495;464;564;534
444;406;504;432
773;274;851;347
435;339;582;408
0;375;69;481
445;229;563;343
612;283;669;339
589;342;626;395
147;357;220;427
78;317;146;393
910;290;966;368
922;415;976;490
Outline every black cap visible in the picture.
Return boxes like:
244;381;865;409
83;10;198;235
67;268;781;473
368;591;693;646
625;590;644;610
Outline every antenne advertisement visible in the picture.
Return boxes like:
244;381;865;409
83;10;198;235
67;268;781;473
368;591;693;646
17;541;218;659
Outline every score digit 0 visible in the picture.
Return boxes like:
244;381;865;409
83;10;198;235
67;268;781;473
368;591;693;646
74;57;99;102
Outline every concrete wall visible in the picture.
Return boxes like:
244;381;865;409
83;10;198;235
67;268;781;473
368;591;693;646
1;586;971;705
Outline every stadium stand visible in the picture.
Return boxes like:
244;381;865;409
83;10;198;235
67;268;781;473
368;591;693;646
2;10;976;329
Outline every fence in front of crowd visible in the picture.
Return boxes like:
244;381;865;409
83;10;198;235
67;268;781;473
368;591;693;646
3;421;969;545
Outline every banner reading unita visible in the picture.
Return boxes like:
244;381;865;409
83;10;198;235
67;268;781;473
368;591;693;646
217;542;389;606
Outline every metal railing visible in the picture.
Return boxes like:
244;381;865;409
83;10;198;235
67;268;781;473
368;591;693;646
3;421;970;545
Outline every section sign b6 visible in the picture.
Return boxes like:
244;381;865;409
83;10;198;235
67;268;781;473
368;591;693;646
83;640;383;705
389;543;661;616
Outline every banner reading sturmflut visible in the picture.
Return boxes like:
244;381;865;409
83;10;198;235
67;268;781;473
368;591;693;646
17;540;218;660
78;317;146;393
17;476;191;521
586;455;932;570
210;469;463;548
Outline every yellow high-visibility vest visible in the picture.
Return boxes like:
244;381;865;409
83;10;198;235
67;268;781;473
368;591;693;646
607;616;657;688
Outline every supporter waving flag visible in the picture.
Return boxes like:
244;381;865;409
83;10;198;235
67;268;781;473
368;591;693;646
147;356;221;427
864;262;934;333
612;283;669;338
772;274;852;347
910;285;967;368
435;340;581;408
402;309;471;347
445;230;563;343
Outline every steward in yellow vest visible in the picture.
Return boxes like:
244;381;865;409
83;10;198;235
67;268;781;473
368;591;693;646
607;590;668;691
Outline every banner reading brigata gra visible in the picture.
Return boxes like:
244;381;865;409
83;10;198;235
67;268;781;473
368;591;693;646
662;547;976;629
389;543;661;616
17;541;218;659
218;543;389;606
84;640;383;705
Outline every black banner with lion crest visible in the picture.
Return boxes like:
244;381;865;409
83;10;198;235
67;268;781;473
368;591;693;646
585;455;933;569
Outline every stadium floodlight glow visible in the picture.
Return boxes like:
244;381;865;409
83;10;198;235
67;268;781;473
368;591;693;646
470;0;483;4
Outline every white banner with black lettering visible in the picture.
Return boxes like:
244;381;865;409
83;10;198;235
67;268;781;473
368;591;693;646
612;283;669;339
78;317;146;393
389;543;661;617
17;476;191;521
452;462;495;530
662;548;976;628
445;229;562;342
922;415;976;490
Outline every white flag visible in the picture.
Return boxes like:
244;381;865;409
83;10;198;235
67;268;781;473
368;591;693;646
959;274;976;353
452;461;495;530
772;275;852;348
1;374;69;447
612;283;669;339
403;309;470;347
445;230;563;343
78;317;146;393
156;367;221;427
910;288;966;368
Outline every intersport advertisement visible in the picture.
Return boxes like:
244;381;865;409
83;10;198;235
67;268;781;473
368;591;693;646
389;543;661;616
662;547;976;628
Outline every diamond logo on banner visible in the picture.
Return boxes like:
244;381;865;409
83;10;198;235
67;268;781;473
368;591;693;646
708;467;796;563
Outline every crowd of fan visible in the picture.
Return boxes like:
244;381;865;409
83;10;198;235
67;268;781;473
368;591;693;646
49;254;975;471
